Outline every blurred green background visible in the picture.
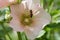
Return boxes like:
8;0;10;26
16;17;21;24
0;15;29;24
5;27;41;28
0;0;60;40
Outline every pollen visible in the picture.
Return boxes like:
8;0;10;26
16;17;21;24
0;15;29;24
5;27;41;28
20;10;33;26
24;18;29;23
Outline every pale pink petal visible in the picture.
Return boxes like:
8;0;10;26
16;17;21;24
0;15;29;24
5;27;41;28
0;0;9;8
10;3;24;19
22;1;40;17
24;20;44;40
24;28;37;40
10;16;24;32
31;7;51;32
22;0;33;10
22;0;41;15
22;0;40;10
24;8;51;39
33;7;51;25
10;3;25;32
32;0;40;4
0;0;17;8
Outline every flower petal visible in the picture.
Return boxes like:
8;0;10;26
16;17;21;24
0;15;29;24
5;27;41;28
0;0;17;8
24;20;44;40
24;27;38;40
9;16;24;32
33;7;51;30
32;0;40;4
24;7;51;40
10;3;25;32
33;7;51;25
22;0;33;10
10;3;25;18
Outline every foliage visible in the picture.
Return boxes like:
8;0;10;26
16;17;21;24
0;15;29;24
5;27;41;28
0;0;60;40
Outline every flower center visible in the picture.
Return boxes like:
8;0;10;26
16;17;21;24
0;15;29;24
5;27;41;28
24;18;29;23
20;10;33;26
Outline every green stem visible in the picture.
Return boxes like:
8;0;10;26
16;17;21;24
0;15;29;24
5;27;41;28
1;23;12;40
17;32;22;40
48;2;54;13
4;35;7;40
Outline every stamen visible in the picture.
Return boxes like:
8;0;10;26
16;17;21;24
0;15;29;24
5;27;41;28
34;9;40;14
20;11;33;26
33;8;40;16
30;10;33;18
22;1;28;9
25;2;28;10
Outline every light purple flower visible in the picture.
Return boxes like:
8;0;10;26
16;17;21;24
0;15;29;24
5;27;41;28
9;0;51;40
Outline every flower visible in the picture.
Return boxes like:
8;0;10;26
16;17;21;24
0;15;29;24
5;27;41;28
9;0;51;40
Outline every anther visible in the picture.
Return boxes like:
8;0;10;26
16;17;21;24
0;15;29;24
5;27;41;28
30;10;33;18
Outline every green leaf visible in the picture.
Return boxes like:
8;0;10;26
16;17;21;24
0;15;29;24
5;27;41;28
17;32;27;40
0;30;5;37
0;9;5;22
8;31;18;40
53;0;60;9
46;23;60;30
54;31;60;40
51;10;60;23
37;30;46;38
0;7;10;23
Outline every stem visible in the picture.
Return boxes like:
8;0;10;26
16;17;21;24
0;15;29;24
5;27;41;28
48;2;54;13
1;23;12;40
4;35;7;40
17;32;22;40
